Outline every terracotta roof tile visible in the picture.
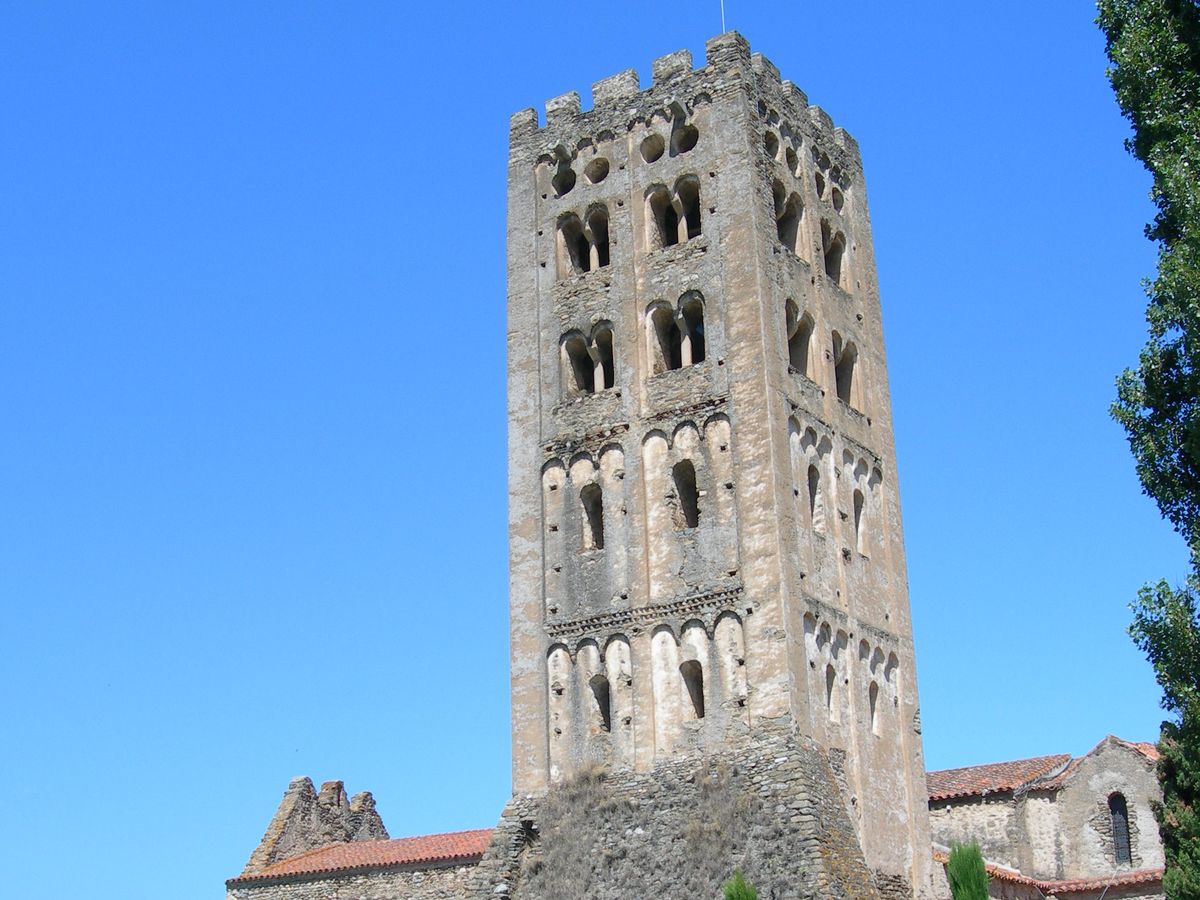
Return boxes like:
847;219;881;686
228;829;494;884
927;754;1071;801
1114;735;1160;761
932;849;1162;894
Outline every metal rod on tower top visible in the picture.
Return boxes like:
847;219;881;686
720;0;726;32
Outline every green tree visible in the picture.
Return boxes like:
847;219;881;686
722;870;757;900
946;843;988;900
1098;0;1200;896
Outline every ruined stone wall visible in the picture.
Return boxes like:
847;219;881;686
468;725;889;900
929;795;1022;870
227;863;477;900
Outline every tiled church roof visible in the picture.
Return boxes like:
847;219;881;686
927;735;1159;801
227;828;494;884
926;754;1071;801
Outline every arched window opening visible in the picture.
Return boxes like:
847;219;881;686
588;208;610;269
562;334;594;395
833;334;858;408
825;664;838;722
680;295;706;365
648;188;679;250
673;459;700;528
671;122;698;156
649;306;682;373
641;133;665;163
815;170;826;199
853;489;865;552
869;681;880;735
807;464;824;532
774;181;803;255
593;326;615;390
589;673;612;732
581;483;604;550
822;221;845;285
786;301;813;377
584;157;609;184
764;131;779;160
1110;793;1132;864
679;660;705;718
558;215;590;275
677;178;702;240
552;163;576;198
831;185;845;212
785;145;799;175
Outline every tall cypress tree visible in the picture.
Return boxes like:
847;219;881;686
1098;1;1200;895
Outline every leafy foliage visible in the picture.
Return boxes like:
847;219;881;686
946;843;988;900
1099;1;1200;896
722;870;758;900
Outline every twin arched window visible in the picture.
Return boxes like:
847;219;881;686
648;293;706;374
557;206;610;277
773;179;805;257
646;177;702;251
561;324;615;396
832;331;860;409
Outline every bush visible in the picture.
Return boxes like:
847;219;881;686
947;843;988;900
722;870;757;900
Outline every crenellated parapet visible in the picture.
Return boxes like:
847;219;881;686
508;32;862;180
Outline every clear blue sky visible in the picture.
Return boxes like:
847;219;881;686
0;3;1185;898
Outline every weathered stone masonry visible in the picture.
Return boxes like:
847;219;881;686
506;31;933;896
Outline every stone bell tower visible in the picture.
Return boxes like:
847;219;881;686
506;32;933;897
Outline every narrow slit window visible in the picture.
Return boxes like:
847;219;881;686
833;334;858;408
853;489;865;552
581;483;604;550
1110;793;1131;864
869;681;880;735
562;334;594;396
680;660;705;718
673;459;700;528
822;221;845;285
825;664;838;722
593;326;615;390
680;295;706;365
807;464;824;532
589;673;612;732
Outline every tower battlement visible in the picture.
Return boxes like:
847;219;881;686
509;33;861;175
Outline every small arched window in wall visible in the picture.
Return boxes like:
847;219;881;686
670;121;699;156
562;333;595;395
832;332;859;409
785;300;814;378
593;325;615;390
853;488;865;553
558;214;590;275
587;207;610;269
648;187;680;250
673;459;700;528
679;293;706;365
808;464;825;533
868;681;880;735
773;180;804;257
648;305;683;373
825;663;838;722
581;483;604;550
677;177;702;241
1110;793;1132;864
589;673;612;733
822;220;846;286
679;659;705;719
552;161;576;198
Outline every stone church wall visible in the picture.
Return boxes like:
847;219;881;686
228;863;477;900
